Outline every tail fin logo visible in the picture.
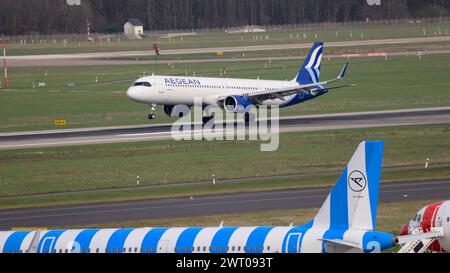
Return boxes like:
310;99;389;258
295;42;324;84
348;171;367;192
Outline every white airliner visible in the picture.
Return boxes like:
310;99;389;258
0;141;399;253
126;42;350;124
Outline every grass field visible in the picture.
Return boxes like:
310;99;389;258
2;53;450;132
64;199;438;242
0;124;449;209
8;23;450;56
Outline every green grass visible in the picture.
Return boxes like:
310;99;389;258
0;124;449;210
63;199;438;240
2;53;450;132
8;23;450;56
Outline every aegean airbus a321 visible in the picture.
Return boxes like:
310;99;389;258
126;42;351;124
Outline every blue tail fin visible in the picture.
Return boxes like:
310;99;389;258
311;141;384;231
295;41;324;84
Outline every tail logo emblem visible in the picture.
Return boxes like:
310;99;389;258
348;171;367;192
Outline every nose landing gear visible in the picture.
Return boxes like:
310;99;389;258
148;104;157;120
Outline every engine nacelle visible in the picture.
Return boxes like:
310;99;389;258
223;95;253;112
163;105;190;117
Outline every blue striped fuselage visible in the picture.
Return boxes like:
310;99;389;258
0;224;393;254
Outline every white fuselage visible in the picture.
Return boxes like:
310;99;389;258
126;75;300;107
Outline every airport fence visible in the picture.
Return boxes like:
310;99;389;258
6;16;450;45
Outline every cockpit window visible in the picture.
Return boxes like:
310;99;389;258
134;82;152;87
416;214;422;221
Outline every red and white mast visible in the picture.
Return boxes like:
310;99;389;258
2;34;7;89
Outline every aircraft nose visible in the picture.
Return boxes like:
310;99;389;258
126;87;143;102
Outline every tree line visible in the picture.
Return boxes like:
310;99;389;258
1;0;449;35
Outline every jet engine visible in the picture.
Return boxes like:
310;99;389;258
223;95;253;112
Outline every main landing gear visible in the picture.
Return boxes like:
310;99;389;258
148;104;156;120
244;112;256;124
202;115;215;125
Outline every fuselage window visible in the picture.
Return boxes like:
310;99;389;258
134;82;152;87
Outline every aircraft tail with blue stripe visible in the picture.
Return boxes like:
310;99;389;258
312;141;384;231
294;41;324;84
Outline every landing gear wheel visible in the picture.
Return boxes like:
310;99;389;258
202;116;214;125
148;104;157;120
244;113;256;124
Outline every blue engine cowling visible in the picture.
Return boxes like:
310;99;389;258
224;95;253;112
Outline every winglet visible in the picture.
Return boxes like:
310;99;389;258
338;62;349;80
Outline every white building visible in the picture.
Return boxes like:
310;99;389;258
124;18;145;39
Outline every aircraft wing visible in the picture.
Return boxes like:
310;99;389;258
218;63;349;104
396;231;443;245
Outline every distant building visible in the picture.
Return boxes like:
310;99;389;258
124;18;145;39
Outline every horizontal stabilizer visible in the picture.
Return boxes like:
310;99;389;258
311;84;356;93
320;238;360;248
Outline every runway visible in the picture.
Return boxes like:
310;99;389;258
0;179;449;229
1;107;450;150
8;36;450;67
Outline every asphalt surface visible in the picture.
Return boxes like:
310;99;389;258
8;36;450;67
0;179;449;229
1;107;450;150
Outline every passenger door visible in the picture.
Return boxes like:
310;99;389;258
285;233;302;253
